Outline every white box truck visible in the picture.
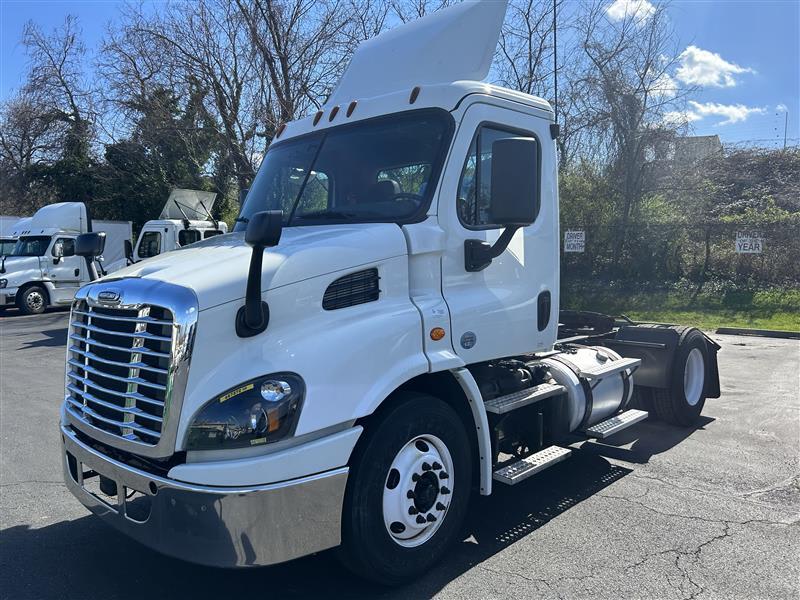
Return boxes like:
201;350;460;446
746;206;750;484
0;202;131;314
60;1;721;584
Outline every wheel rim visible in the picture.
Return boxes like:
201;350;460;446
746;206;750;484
382;434;454;548
683;347;705;406
26;290;44;312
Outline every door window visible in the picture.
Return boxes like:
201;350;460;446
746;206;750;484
138;231;162;258
457;126;539;229
52;238;75;257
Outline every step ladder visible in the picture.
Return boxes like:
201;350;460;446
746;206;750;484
493;446;572;485
483;382;565;415
577;357;641;381
584;409;648;439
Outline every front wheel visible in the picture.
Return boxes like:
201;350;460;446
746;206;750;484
17;285;47;315
338;392;472;585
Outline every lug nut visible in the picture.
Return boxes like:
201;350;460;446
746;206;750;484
408;506;418;515
426;514;437;523
436;502;447;511
432;461;442;470
439;471;449;480
440;486;451;495
406;490;415;499
416;515;426;524
422;462;432;471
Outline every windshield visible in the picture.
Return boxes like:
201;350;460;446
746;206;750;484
236;110;452;229
0;240;16;255
12;236;52;257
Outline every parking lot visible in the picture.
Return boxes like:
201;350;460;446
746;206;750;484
1;310;798;600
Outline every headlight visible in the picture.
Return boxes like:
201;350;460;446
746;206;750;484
186;373;305;451
0;279;6;288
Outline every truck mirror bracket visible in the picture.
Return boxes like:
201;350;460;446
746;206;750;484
236;210;282;338
464;226;520;272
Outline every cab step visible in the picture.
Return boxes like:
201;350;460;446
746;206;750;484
483;382;565;415
492;446;572;485
584;409;648;439
578;357;641;380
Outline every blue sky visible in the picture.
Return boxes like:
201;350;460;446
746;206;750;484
1;0;798;147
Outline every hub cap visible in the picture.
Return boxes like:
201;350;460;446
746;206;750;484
26;290;44;312
383;434;454;547
683;347;705;406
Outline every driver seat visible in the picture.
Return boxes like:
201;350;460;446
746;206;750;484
367;179;401;203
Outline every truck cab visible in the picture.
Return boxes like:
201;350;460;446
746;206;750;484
1;204;131;314
59;1;720;584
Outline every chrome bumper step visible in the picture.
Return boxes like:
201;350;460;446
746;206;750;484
492;446;572;485
483;383;565;415
584;409;648;439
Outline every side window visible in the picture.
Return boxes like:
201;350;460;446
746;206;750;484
138;231;162;258
203;229;223;239
178;229;201;246
52;238;75;257
457;126;538;228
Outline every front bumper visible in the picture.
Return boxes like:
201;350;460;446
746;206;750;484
61;424;348;568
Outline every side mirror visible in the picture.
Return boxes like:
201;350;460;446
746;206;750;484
464;137;539;272
236;211;283;337
76;232;107;281
489;137;539;226
124;239;134;264
52;242;64;264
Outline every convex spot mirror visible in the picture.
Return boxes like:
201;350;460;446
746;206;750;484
489;137;539;226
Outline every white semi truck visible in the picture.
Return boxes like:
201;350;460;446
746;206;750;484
60;1;721;584
106;189;228;272
1;203;131;314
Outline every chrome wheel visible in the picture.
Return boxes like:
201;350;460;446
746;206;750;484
683;347;705;407
382;434;454;548
25;290;45;312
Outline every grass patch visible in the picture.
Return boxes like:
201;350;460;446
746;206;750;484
562;286;800;332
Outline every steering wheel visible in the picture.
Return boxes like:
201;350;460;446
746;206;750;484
389;192;424;203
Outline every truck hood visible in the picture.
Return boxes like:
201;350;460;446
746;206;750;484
1;256;43;286
102;224;408;311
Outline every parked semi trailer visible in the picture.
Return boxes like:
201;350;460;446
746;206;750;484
61;1;720;584
1;203;131;314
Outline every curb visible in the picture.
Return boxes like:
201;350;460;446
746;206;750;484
715;327;800;340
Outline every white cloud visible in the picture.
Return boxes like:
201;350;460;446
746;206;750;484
651;73;678;98
606;0;655;23
676;46;755;88
669;101;765;126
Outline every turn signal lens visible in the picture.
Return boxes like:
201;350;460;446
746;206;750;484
430;327;446;341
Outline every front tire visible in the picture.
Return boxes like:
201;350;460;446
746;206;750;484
17;285;47;315
338;392;472;585
652;327;709;426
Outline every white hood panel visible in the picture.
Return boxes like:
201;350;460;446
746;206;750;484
105;224;408;310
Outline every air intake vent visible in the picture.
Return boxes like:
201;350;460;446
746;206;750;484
323;268;380;310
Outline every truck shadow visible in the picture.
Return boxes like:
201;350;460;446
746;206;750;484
16;326;68;348
576;417;715;464
1;453;629;599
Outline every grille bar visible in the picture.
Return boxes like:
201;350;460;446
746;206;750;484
67;358;167;391
69;333;170;359
66;384;163;423
72;309;172;326
66;398;162;438
68;368;165;408
68;345;169;375
72;321;172;343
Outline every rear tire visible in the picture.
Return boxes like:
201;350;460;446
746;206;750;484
17;285;47;315
652;327;708;426
338;392;472;585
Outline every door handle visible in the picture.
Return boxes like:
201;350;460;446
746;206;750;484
74;269;80;277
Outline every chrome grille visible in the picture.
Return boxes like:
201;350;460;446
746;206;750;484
65;301;175;446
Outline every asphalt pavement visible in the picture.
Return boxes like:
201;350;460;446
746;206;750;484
1;310;798;599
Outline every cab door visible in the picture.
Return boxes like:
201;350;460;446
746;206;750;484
438;100;559;363
48;236;83;302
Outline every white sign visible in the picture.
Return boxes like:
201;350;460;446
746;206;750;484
564;230;585;253
735;231;763;254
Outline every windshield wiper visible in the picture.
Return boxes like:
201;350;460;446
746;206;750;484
234;217;249;224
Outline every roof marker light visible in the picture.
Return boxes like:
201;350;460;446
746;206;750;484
346;101;357;117
313;110;323;125
329;106;340;122
409;86;421;104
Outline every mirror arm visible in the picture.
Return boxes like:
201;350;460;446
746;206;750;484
464;225;520;272
235;244;269;338
84;256;100;281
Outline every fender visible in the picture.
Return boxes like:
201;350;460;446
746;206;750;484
451;367;493;495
